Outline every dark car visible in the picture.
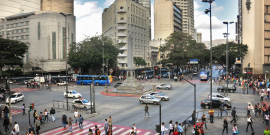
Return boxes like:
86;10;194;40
113;82;122;88
201;99;231;109
217;84;236;93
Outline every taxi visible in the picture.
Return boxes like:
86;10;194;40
6;93;24;104
72;98;92;109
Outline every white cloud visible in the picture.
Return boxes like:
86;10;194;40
104;0;115;7
74;1;103;42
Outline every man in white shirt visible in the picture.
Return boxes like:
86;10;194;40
74;110;79;124
14;122;19;134
133;124;137;135
247;104;252;116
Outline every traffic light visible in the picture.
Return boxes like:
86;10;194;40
115;67;118;71
29;103;34;111
154;66;158;71
32;103;34;110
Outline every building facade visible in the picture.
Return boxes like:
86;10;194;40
172;0;194;37
154;0;182;40
102;0;151;69
0;0;40;18
237;0;270;74
197;33;202;43
41;0;74;14
0;11;76;73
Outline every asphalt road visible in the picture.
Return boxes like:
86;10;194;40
0;65;259;133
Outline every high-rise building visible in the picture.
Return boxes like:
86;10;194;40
41;0;74;14
0;11;76;74
102;0;150;69
139;0;151;40
197;33;202;43
172;0;194;37
0;0;40;18
237;0;270;74
154;0;182;40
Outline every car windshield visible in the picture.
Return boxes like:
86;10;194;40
82;99;89;103
151;96;155;99
10;95;16;98
72;91;78;94
159;93;164;96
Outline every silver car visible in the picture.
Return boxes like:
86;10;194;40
139;95;161;105
156;83;172;90
148;92;169;101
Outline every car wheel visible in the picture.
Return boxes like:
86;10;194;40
96;83;99;86
205;105;209;109
157;87;160;89
161;98;165;101
140;100;144;104
231;90;233;93
153;101;157;105
81;82;83;85
73;96;75;98
57;84;59;86
166;87;169;90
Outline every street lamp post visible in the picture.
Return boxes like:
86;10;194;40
202;0;214;109
223;21;234;96
103;42;105;75
158;38;162;78
105;59;108;92
60;12;70;111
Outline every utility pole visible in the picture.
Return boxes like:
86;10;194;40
92;77;96;113
90;82;92;114
105;59;108;92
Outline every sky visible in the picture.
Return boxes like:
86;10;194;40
74;0;238;42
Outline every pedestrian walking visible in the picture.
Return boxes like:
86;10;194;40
243;85;246;94
261;92;265;101
33;110;37;123
108;116;112;134
169;120;174;135
178;123;183;135
265;111;270;126
132;124;137;135
3;116;9;133
88;128;93;135
0;105;3;119
35;118;40;135
39;112;43;125
247;104;252;116
222;118;228;134
14;122;19;135
79;114;84;130
130;127;136;135
22;103;26;115
50;107;55;122
3;106;8;118
61;113;67;128
74;109;79;124
44;109;49;122
254;104;258;117
68;117;73;133
232;124;238;135
259;105;262;117
104;119;109;135
161;122;168;135
144;104;151;118
28;124;35;135
231;107;237;123
208;108;214;123
264;126;270;135
246;115;254;132
94;125;100;135
201;114;207;129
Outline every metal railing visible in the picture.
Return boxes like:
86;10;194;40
52;100;91;112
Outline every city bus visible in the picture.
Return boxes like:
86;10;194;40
76;75;113;85
200;71;209;81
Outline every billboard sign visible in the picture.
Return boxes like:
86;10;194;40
190;59;198;64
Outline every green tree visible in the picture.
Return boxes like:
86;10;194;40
133;57;146;66
68;35;122;74
212;42;248;69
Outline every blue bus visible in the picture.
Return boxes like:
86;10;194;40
200;71;209;81
76;75;113;85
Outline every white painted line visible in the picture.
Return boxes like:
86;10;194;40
62;123;94;135
112;128;125;134
144;132;152;135
119;129;131;135
40;123;77;135
78;124;102;135
100;127;116;135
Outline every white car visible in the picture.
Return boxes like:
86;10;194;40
57;81;68;86
72;99;92;109
6;93;24;104
64;90;82;98
208;93;230;102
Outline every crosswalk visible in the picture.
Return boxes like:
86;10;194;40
1;109;22;117
11;87;38;93
40;121;159;135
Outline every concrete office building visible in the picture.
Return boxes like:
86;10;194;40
102;0;151;69
237;0;270;74
139;0;151;40
149;40;166;66
0;0;40;18
154;0;182;40
0;11;76;74
172;0;194;37
41;0;74;14
197;32;202;43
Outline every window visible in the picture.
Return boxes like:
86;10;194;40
16;23;19;27
6;24;9;28
120;6;124;9
16;36;19;40
121;17;124;20
20;22;24;26
26;28;29;32
21;36;24;39
26;35;29;39
25;21;29;25
11;24;14;28
16;30;19;33
52;32;56;59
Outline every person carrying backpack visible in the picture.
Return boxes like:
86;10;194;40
94;125;100;135
144;104;151;118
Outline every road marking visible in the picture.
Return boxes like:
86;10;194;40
62;123;94;135
75;124;102;135
40;123;77;135
248;102;255;114
112;128;125;134
144;132;152;135
120;129;131;135
100;127;117;135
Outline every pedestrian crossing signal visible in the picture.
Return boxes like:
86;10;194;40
29;103;34;111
